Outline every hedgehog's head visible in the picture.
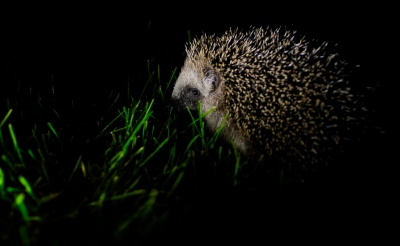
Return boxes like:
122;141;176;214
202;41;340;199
170;58;223;114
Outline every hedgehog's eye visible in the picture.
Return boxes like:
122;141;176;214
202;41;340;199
191;89;200;96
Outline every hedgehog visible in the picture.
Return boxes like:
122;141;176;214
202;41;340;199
170;27;375;169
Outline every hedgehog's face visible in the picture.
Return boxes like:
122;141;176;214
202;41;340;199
171;59;221;113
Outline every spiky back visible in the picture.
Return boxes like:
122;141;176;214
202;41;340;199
187;27;369;167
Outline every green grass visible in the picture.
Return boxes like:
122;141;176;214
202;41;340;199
1;54;272;245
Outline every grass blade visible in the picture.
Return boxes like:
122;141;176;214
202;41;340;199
8;124;24;167
1;109;12;128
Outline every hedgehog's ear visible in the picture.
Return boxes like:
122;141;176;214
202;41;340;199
204;69;220;92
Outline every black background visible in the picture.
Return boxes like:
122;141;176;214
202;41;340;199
2;3;398;242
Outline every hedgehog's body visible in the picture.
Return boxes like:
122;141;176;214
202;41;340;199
171;27;370;168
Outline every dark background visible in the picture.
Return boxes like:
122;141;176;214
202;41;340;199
2;4;398;242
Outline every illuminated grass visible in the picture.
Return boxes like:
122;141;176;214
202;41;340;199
3;59;250;245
